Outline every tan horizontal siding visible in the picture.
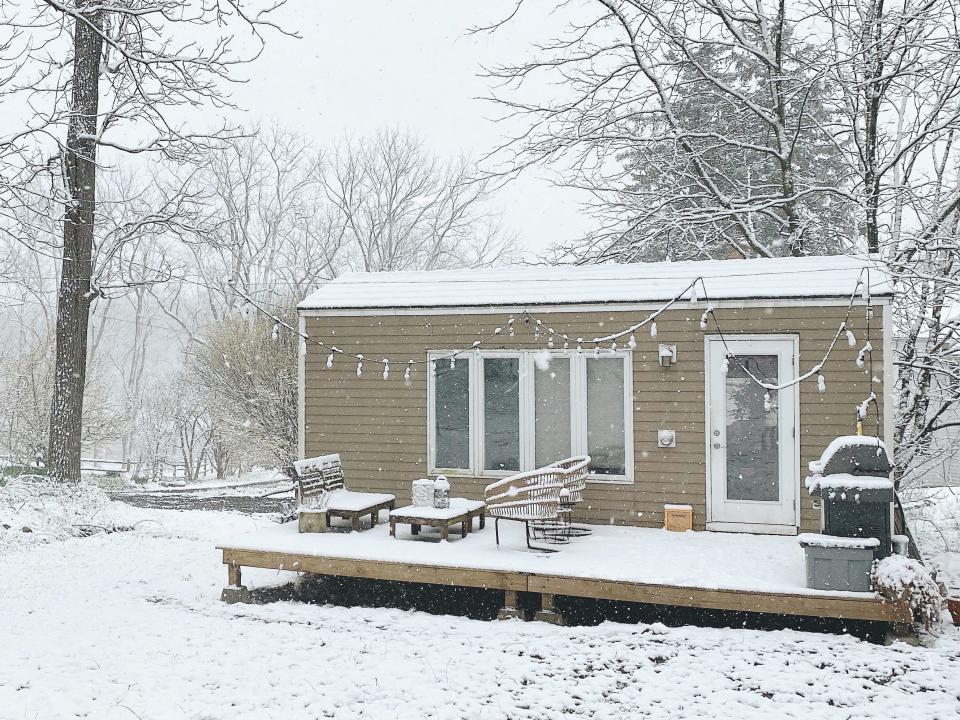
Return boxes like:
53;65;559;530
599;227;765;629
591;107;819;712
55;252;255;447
303;303;885;532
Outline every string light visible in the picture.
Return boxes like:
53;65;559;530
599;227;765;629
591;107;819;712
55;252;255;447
232;270;878;437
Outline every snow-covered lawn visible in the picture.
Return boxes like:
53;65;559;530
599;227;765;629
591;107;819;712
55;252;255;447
2;491;959;719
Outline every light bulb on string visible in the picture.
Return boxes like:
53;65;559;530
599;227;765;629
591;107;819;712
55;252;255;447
404;361;413;383
356;354;364;377
576;338;583;352
382;359;389;380
326;352;334;369
508;317;515;337
650;322;657;338
763;393;772;412
818;374;826;393
846;330;856;347
627;334;636;349
450;354;456;369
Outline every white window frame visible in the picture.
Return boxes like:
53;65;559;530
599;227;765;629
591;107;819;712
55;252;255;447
427;349;633;483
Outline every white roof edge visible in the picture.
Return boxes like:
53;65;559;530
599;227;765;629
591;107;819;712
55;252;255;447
298;256;892;311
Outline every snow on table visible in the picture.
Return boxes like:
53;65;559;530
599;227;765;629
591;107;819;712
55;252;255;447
220;519;873;598
306;488;395;512
389;497;485;520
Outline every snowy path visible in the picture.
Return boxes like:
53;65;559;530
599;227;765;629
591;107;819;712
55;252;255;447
1;507;958;720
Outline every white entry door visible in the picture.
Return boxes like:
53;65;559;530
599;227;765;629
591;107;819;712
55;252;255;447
706;337;799;532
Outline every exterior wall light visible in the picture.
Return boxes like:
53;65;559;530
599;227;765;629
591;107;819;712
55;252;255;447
658;344;677;367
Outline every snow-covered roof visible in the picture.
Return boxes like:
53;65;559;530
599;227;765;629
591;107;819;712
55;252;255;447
298;256;892;311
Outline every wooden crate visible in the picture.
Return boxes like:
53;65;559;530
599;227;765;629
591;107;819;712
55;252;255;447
664;504;693;532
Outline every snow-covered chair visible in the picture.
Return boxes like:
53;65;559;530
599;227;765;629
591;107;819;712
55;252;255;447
294;454;395;532
484;466;565;551
549;455;592;537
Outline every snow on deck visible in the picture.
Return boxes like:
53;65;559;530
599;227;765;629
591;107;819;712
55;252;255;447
298;255;891;310
220;520;873;599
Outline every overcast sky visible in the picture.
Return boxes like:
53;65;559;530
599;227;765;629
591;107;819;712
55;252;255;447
227;1;596;258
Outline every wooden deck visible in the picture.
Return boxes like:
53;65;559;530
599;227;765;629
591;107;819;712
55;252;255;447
218;545;908;625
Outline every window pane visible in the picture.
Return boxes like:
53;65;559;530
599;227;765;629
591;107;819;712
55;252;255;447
725;355;779;501
434;358;469;469
484;357;520;471
535;356;571;466
587;357;626;475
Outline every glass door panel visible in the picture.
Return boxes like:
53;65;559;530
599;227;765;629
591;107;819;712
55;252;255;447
725;355;779;501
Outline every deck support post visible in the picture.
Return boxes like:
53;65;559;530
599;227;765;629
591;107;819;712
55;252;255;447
221;562;252;604
534;592;564;625
497;589;524;621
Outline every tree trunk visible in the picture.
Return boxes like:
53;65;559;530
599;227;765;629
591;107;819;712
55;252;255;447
47;6;103;483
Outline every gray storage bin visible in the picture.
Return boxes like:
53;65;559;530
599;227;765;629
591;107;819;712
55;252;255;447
802;543;875;592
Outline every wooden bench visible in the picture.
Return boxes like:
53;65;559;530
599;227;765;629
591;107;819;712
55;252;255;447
389;498;486;541
294;454;395;532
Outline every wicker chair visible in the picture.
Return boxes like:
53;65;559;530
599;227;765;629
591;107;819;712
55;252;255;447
483;466;565;552
549;455;592;538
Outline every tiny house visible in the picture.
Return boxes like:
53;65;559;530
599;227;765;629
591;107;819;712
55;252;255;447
296;256;892;537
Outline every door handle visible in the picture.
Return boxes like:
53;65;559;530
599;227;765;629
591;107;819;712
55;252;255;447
712;442;724;449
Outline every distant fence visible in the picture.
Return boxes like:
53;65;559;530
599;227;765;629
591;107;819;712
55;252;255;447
1;458;187;480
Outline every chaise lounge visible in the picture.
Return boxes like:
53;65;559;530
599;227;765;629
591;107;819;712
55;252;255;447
294;453;395;532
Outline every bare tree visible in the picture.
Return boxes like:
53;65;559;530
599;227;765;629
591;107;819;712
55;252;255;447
186;299;300;474
0;1;291;482
320;129;515;271
479;0;855;262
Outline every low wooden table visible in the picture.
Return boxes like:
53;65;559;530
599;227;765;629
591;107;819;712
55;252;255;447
389;498;486;541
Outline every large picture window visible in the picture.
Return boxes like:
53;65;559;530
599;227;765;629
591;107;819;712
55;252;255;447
428;350;632;482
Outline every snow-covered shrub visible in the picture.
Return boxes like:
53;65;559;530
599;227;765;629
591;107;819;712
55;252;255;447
872;555;944;633
0;476;131;549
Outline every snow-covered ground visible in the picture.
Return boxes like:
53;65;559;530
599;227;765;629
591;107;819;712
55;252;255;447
2;485;959;719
